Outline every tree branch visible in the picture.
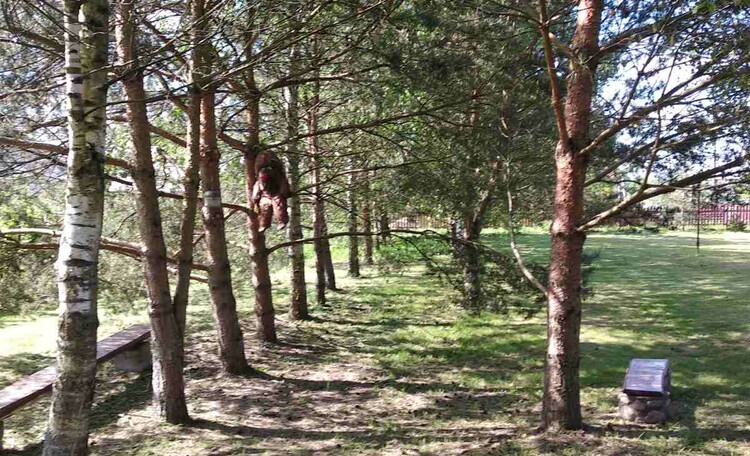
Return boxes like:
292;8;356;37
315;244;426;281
0;136;131;169
0;228;210;279
506;167;548;295
537;0;569;145
578;157;748;231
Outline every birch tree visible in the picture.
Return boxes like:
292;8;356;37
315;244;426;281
43;0;109;453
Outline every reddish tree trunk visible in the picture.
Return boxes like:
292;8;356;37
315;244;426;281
542;0;602;431
284;40;308;320
544;150;588;430
116;0;190;424
379;209;391;243
460;224;482;310
362;174;374;266
307;80;336;305
173;94;201;335
173;0;205;335
347;158;360;278
243;81;277;342
309;121;328;305
199;84;249;373
322;235;337;290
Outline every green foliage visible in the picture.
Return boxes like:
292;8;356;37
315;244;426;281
472;248;548;316
374;234;552;316
726;217;746;232
375;235;451;274
0;186;59;315
97;252;148;313
0;244;55;315
375;1;556;225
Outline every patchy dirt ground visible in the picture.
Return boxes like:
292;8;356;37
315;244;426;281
87;289;532;455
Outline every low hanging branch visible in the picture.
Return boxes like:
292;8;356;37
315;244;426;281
267;227;548;297
506;181;548;295
0;228;209;282
0;137;252;216
266;230;383;254
578;155;748;231
0;136;131;169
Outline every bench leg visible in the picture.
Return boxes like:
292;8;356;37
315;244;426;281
114;342;152;373
1;420;4;452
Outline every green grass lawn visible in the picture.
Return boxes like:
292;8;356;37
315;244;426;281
1;230;749;455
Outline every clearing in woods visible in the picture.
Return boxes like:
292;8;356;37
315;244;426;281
1;230;749;455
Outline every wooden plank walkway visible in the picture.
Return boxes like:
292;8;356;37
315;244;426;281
0;324;150;421
0;365;57;421
95;324;150;363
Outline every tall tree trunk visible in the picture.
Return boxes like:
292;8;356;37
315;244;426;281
308;123;327;306
346;157;360;277
115;0;189;424
459;219;482;310
242;65;277;342
322;235;337;290
375;211;381;250
379;208;391;243
199;70;249;373
307;78;336;306
286;167;308;318
173;0;205;335
458;88;486;310
362;173;374;266
541;0;602;431
307;42;337;293
284;41;308;320
449;218;460;257
43;1;108;453
458;154;502;311
173;105;201;334
238;11;278;342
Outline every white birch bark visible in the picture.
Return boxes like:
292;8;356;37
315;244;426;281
43;0;108;454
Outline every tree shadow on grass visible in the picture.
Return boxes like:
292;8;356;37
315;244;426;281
89;370;152;431
187;417;517;448
254;372;515;396
583;423;750;443
0;353;54;388
310;315;453;329
3;367;151;455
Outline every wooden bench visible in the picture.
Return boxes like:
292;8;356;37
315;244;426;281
0;324;151;450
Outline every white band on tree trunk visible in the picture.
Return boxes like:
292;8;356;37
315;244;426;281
203;190;221;208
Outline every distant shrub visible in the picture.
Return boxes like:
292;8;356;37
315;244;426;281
0;244;56;315
375;235;450;274
726;218;746;232
374;234;601;317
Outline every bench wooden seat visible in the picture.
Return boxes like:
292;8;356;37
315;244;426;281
0;324;150;448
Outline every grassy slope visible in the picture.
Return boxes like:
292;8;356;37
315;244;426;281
1;230;748;455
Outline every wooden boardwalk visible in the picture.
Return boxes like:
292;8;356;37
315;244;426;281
0;324;150;421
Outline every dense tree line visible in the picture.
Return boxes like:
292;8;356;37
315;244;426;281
0;0;747;453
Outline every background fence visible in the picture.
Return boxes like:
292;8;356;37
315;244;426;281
380;205;750;231
387;214;447;230
614;204;750;229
